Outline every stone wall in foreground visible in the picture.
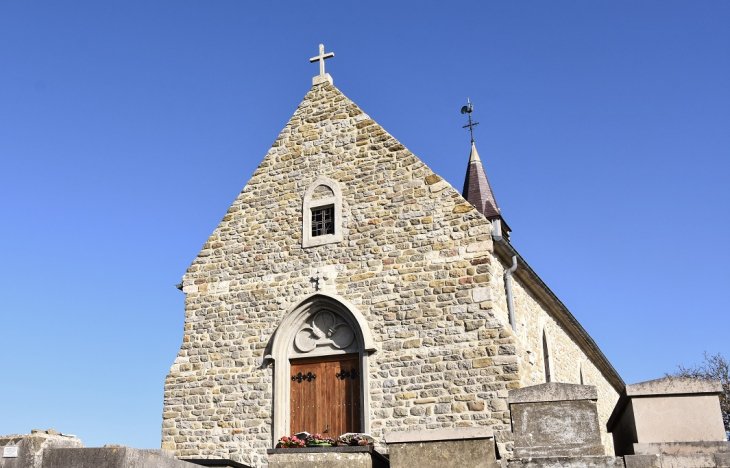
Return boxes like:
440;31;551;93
0;431;83;468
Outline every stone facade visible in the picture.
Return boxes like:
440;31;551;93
162;79;623;466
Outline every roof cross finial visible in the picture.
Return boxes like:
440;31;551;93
310;44;335;77
461;98;480;144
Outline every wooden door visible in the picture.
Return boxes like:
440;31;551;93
290;353;361;437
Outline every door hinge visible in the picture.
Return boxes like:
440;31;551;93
292;372;316;383
335;369;359;380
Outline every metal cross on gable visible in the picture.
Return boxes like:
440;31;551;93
309;44;335;76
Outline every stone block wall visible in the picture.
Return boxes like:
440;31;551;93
385;427;499;468
162;82;520;467
489;255;620;454
42;446;197;468
0;431;83;468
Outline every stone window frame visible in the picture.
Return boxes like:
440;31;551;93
541;327;555;383
265;293;376;445
302;177;343;248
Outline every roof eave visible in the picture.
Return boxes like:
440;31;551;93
492;236;625;394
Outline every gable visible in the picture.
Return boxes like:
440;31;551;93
181;81;492;287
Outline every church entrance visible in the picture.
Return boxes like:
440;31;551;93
290;353;361;437
268;294;375;443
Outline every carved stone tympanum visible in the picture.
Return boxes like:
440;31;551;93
294;310;355;353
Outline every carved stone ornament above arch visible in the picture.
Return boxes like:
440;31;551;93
266;292;376;361
294;310;356;354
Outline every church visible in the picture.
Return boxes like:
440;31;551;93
161;45;624;467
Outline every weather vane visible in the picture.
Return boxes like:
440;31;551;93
461;98;479;144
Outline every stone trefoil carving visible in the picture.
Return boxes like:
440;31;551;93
294;310;355;353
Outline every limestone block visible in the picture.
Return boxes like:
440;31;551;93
266;447;387;468
507;457;625;468
624;440;730;467
607;377;726;456
42;446;197;468
623;455;661;468
509;382;597;404
473;287;493;303
624;452;730;468
655;453;717;467
182;459;250;468
312;73;333;86
714;453;730;467
385;427;497;468
509;383;604;458
0;432;83;468
632;441;730;455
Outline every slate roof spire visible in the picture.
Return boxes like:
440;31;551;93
462;140;501;219
460;100;500;217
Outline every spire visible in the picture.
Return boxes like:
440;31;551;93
460;99;501;218
462;140;501;219
460;101;511;238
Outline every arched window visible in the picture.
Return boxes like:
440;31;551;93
267;293;375;444
302;177;343;248
542;328;553;383
579;362;585;385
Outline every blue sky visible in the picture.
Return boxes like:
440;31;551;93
1;1;728;449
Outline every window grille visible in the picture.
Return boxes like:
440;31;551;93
311;206;335;237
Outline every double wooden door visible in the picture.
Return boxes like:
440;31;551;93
290;353;361;437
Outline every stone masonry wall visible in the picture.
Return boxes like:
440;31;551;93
489;257;620;454
162;82;520;467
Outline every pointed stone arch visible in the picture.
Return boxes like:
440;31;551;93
267;293;376;443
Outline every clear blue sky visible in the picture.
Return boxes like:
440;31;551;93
1;1;728;449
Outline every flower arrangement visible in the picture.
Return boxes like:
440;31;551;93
277;435;305;448
305;433;336;447
337;433;375;446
